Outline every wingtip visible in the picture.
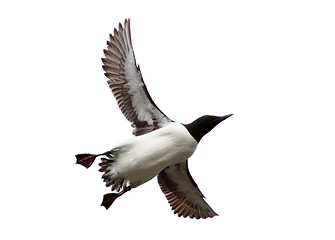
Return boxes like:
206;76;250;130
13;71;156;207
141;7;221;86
118;22;123;31
103;48;109;56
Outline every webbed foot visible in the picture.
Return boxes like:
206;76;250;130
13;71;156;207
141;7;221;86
75;153;98;168
101;193;120;209
101;186;132;210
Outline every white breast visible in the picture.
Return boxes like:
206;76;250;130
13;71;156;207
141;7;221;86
114;122;198;183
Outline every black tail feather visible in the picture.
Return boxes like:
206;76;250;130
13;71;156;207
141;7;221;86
98;157;114;172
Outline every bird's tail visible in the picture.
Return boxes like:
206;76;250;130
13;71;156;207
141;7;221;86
76;148;131;210
97;148;129;192
99;157;125;191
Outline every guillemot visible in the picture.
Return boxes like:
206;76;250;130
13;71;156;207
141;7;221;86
76;19;232;219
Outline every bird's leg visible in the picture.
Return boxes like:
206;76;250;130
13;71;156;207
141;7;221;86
75;150;114;168
101;186;132;210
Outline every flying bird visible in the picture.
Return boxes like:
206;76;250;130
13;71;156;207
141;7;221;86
76;19;232;219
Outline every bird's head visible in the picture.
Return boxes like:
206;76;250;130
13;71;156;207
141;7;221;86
184;114;233;142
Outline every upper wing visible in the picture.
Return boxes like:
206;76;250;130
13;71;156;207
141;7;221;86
157;160;218;219
102;19;171;136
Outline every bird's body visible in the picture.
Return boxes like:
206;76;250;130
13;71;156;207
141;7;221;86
102;123;197;189
76;19;232;219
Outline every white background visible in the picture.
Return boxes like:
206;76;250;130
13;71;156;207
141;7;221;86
1;0;334;239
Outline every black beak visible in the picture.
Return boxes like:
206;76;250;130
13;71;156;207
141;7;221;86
211;114;233;126
219;114;233;122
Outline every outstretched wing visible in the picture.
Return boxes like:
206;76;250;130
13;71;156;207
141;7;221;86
102;19;171;136
157;160;218;219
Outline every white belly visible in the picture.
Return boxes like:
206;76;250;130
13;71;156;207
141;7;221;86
113;123;198;184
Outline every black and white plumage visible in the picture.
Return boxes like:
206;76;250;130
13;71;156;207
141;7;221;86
76;19;232;219
102;19;171;136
